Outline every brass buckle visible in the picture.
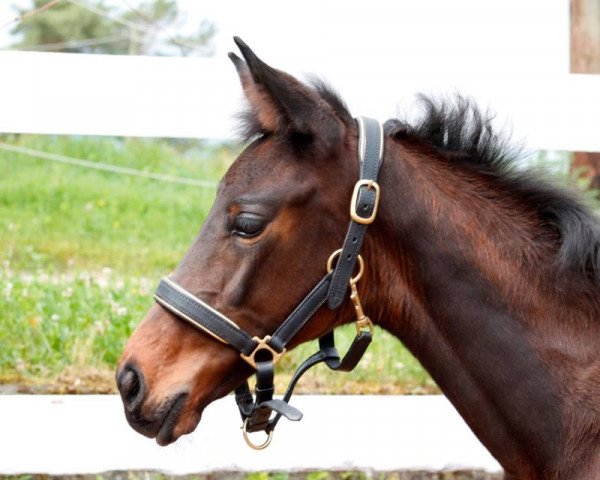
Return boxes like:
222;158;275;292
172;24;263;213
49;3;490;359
350;179;380;225
240;335;286;370
242;418;273;450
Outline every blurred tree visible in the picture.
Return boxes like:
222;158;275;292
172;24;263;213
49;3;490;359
119;0;215;56
10;0;124;53
9;0;215;56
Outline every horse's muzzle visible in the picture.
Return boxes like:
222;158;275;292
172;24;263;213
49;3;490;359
116;363;188;445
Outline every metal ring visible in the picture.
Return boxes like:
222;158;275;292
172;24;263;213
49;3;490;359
242;418;273;450
326;249;364;285
240;335;286;370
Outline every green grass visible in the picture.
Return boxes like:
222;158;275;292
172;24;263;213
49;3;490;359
0;134;231;273
0;134;435;394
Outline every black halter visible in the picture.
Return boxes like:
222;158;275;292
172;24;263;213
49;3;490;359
154;117;384;449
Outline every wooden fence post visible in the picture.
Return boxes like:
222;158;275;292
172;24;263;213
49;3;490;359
570;0;600;188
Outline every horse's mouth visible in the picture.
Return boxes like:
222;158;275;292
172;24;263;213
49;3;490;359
155;392;189;446
122;390;191;445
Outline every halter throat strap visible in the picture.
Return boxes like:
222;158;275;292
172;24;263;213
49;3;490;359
153;117;384;447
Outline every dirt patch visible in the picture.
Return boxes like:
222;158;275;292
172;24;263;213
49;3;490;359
0;471;502;480
1;368;440;395
0;367;116;394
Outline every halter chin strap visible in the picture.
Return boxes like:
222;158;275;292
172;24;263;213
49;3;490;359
153;117;384;449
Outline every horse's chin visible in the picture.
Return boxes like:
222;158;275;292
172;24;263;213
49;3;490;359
156;398;206;446
153;377;242;445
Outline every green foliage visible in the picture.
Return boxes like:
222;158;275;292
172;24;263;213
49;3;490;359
9;0;215;56
529;149;600;208
11;0;123;54
306;473;332;480
246;474;278;480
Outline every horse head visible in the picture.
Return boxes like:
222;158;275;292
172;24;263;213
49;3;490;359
116;38;371;446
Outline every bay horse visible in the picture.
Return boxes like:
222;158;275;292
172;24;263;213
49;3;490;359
117;38;600;479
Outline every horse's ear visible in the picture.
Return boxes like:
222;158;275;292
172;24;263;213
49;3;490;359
228;51;280;133
229;37;344;153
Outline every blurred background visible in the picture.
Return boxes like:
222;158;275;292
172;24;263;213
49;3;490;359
0;0;597;406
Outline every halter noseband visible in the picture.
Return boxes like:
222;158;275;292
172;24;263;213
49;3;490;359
154;117;384;449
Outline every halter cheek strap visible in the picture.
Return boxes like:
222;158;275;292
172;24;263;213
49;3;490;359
153;117;384;449
327;117;384;308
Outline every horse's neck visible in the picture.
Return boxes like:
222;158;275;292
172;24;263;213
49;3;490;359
367;140;600;478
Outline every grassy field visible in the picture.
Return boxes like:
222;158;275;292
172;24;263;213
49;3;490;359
0;134;436;394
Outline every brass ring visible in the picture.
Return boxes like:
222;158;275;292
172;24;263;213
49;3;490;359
326;249;364;285
242;418;273;450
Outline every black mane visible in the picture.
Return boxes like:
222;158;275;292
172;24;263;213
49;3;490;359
382;95;600;282
384;95;517;171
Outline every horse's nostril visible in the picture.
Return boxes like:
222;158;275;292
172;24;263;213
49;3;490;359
117;365;145;410
121;370;139;400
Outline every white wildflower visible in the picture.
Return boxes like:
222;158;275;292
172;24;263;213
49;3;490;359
138;278;152;296
78;272;91;288
95;269;112;289
94;320;107;334
4;281;13;298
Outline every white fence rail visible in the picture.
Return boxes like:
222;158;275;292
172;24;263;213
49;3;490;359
0;0;597;151
0;395;501;475
0;51;599;152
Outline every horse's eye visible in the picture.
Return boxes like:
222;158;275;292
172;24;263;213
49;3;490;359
232;213;265;238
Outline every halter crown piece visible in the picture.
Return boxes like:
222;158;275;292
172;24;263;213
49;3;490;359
154;117;384;449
